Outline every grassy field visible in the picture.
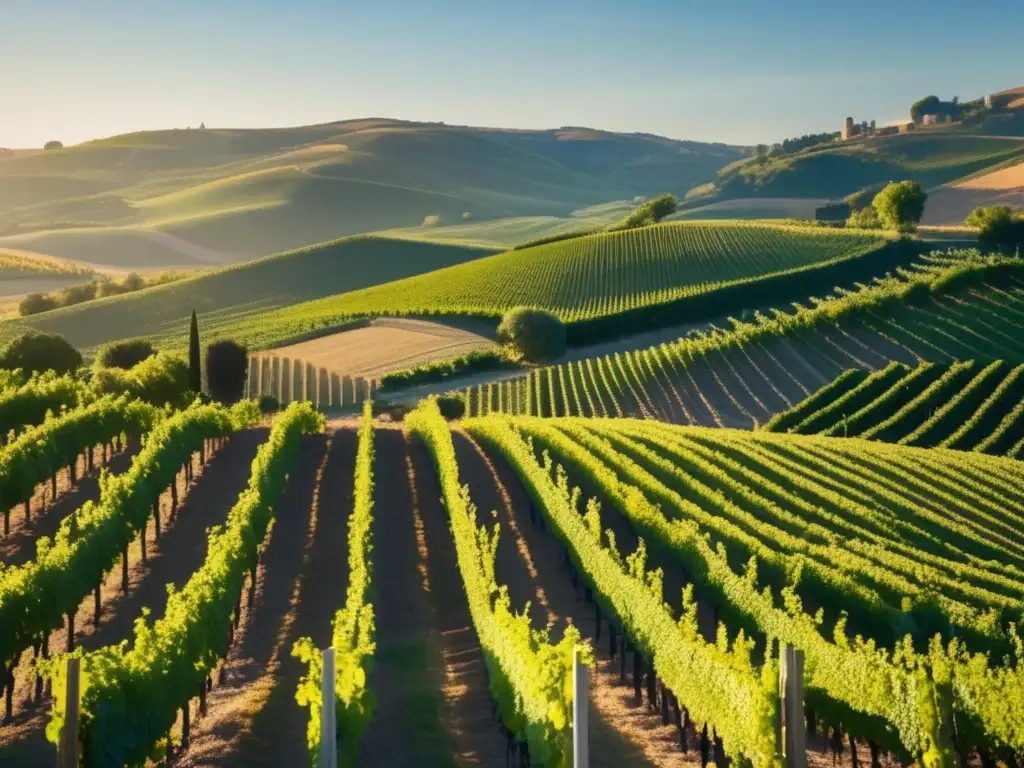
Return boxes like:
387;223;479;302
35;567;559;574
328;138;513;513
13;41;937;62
456;250;1024;425
0;236;494;354
0;250;92;280
763;359;1024;456
0;120;744;269
203;221;889;347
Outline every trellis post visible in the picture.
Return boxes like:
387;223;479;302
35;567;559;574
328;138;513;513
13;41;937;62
573;645;588;768
57;657;81;768
780;644;806;768
319;648;337;768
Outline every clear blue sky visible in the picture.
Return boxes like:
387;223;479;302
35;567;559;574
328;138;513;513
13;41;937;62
3;0;1021;148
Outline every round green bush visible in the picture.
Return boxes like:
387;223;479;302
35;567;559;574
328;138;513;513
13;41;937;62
259;394;280;414
496;307;566;363
0;332;82;377
98;340;157;370
435;395;466;420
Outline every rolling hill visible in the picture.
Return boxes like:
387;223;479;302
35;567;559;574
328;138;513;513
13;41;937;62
692;131;1024;208
0;120;744;268
921;158;1024;226
194;221;892;349
456;250;1024;426
0;237;495;354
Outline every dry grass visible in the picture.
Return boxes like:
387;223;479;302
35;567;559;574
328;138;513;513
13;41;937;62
265;317;496;379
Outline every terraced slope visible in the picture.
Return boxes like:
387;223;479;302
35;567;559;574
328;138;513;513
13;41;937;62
458;251;1024;426
764;360;1024;457
0;237;494;354
215;221;890;348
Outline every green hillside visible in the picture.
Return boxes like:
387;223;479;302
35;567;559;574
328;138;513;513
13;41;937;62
0;237;494;354
214;221;889;347
764;360;1024;456
457;251;1024;425
0;120;744;267
697;132;1024;203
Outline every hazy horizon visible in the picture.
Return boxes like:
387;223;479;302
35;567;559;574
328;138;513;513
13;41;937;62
4;0;1022;149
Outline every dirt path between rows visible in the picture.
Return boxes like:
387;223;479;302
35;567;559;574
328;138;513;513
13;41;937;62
452;430;697;767
0;430;265;767
357;430;505;768
178;433;339;768
0;445;137;567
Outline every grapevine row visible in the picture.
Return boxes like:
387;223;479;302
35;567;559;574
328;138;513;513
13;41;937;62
405;399;584;766
0;394;158;535
43;402;324;767
465;416;782;767
0;399;258;702
293;400;376;766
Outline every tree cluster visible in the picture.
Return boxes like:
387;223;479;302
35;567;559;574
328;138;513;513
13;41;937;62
872;181;927;233
19;272;187;317
611;193;679;231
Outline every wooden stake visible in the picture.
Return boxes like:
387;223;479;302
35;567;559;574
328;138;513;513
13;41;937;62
121;545;129;593
66;612;75;652
57;657;81;768
93;583;101;627
320;648;337;768
181;700;190;749
573;646;588;768
780;644;807;768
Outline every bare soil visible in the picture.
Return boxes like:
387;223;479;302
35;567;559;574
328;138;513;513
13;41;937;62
177;433;338;768
358;429;505;768
0;431;265;767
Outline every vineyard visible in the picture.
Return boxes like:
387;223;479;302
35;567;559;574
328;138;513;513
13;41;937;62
455;251;1024;425
764;360;1024;456
0;379;1022;766
215;221;891;348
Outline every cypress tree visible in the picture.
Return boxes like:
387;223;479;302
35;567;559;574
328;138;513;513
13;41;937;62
188;310;202;395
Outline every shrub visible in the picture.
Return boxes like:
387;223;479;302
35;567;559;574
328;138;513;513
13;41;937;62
19;293;59;316
497;307;566;363
206;340;248;404
56;281;98;308
846;207;883;229
0;332;82;377
93;352;192;407
259;394;280;414
435;395;466;420
43;140;63;150
873;181;927;233
967;206;1024;254
98;340;156;370
611;193;679;230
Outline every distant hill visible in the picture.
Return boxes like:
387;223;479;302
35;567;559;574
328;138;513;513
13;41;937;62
0;236;495;354
0;119;743;268
690;132;1024;207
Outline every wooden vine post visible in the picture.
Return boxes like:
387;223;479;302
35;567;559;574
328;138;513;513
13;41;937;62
573;645;589;768
779;644;807;768
57;656;81;768
319;647;337;768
